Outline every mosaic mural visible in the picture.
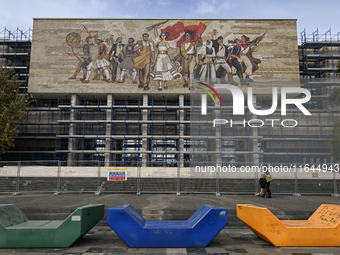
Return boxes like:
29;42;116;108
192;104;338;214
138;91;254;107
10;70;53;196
29;19;299;94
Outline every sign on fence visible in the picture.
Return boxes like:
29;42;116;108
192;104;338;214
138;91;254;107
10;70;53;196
107;169;127;181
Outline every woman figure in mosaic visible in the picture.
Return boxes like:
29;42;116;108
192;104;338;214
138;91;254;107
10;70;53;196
150;26;184;91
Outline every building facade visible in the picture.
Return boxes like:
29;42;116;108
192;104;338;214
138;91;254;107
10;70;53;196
1;20;340;170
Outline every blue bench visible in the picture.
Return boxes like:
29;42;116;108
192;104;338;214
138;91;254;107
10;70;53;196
107;204;228;248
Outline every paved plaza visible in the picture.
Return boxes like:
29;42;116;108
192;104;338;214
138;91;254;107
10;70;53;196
0;194;339;254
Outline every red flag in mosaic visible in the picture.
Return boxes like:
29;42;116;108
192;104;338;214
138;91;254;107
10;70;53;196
161;22;206;47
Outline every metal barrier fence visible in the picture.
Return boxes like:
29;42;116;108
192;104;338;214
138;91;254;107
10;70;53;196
0;161;339;196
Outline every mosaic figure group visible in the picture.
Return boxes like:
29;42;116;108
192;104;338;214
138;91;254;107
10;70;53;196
68;23;265;91
196;29;266;86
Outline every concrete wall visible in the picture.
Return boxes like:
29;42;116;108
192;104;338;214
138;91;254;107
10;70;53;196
1;166;339;180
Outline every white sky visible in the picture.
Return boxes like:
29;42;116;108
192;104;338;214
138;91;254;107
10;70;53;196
0;0;339;41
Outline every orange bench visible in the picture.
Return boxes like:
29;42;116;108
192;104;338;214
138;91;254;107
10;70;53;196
237;204;340;246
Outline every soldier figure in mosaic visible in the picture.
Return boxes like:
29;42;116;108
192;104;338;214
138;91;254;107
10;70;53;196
226;38;249;86
68;36;91;81
95;37;111;82
238;32;266;82
197;40;217;84
179;32;202;90
109;37;125;83
117;38;138;83
81;37;101;83
211;30;237;85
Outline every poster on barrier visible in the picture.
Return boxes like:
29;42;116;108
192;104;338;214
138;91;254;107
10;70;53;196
107;169;127;181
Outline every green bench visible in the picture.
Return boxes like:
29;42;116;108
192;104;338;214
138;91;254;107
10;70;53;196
0;204;104;248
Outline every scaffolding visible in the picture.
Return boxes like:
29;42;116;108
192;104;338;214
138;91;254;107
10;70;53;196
297;28;340;164
0;27;31;93
53;96;188;167
2;28;340;168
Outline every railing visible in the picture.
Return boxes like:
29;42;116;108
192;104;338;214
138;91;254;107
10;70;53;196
0;161;339;196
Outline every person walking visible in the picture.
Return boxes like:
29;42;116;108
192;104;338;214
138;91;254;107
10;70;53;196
256;172;266;197
262;170;272;198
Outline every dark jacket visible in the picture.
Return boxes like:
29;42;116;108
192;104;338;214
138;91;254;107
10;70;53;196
109;43;125;62
211;40;229;58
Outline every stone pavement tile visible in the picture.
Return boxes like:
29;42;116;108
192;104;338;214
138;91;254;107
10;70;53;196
88;240;112;248
82;253;104;255
205;247;228;253
310;251;340;254
66;246;91;253
311;253;336;255
279;248;313;254
165;248;187;254
186;248;207;254
215;236;235;243
260;247;286;254
108;239;129;248
221;244;244;250
244;248;269;253
164;253;187;255
101;235;118;241
238;230;257;235
305;247;340;253
77;236;104;247
2;253;62;255
99;233;117;240
127;248;148;253
62;252;85;255
2;248;67;254
247;237;268;245
85;248;109;253
258;244;275;248
241;243;266;249
218;229;231;237
103;248;127;255
321;247;340;251
228;237;251;245
0;250;14;255
258;248;284;254
206;238;225;247
0;249;19;254
0;252;62;255
224;247;249;254
91;230;109;235
145;253;167;255
283;247;334;254
145;248;167;254
294;247;339;254
227;232;253;238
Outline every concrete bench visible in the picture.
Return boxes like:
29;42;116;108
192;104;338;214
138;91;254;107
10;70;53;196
0;204;104;248
107;204;228;248
237;204;340;246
